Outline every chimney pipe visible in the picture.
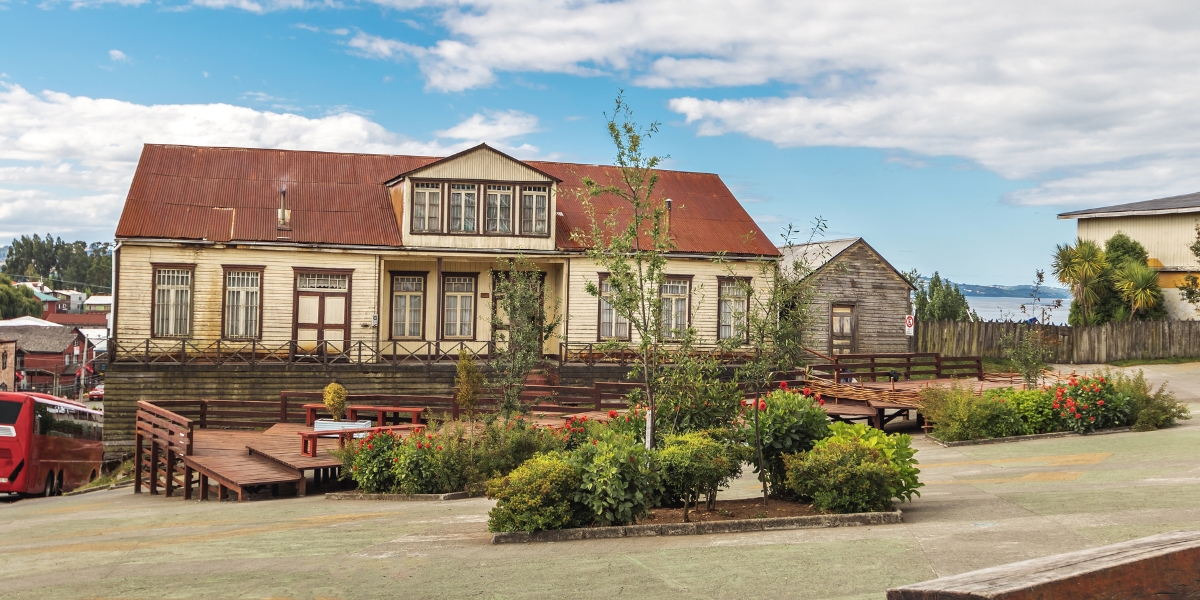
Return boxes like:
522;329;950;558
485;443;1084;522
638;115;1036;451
278;187;291;230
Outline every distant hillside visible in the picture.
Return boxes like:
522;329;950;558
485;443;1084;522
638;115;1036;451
954;282;1072;299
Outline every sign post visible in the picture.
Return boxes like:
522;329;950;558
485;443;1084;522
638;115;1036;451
905;315;915;337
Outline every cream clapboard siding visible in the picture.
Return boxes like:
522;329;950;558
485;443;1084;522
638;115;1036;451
564;256;772;345
378;257;567;351
116;244;380;345
1077;214;1200;269
407;147;555;183
390;180;558;252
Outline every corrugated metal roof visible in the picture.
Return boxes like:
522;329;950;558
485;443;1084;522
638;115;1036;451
116;145;778;256
1058;191;1200;219
0;325;78;353
781;238;915;290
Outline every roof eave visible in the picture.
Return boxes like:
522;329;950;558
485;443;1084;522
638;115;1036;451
1058;207;1200;219
384;143;563;187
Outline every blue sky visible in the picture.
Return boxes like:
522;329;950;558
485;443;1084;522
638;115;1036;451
3;1;1198;285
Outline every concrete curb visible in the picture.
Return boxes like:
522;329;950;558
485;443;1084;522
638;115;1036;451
64;479;135;497
325;491;470;501
491;507;902;544
926;427;1134;447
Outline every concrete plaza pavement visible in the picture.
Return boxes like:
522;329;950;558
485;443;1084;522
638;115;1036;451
2;365;1199;599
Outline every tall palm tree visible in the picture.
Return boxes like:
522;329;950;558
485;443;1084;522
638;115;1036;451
1114;261;1160;318
1052;239;1108;324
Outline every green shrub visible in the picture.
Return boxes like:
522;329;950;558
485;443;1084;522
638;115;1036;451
1099;369;1191;431
392;431;443;494
340;429;402;493
784;440;899;514
487;452;586;533
920;384;1025;441
1050;375;1132;433
653;352;744;436
814;422;922;502
323;382;347;421
983;388;1060;435
657;432;739;521
745;388;830;496
569;429;660;526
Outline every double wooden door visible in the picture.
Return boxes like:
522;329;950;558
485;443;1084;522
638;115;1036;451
294;272;350;354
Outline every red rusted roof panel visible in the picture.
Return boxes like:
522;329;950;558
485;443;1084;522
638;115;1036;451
116;145;777;256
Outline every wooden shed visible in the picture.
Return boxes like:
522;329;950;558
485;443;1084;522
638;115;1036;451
780;238;915;356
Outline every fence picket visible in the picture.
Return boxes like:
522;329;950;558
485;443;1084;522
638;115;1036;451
914;319;1200;363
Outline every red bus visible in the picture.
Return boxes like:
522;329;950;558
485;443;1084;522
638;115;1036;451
0;392;104;497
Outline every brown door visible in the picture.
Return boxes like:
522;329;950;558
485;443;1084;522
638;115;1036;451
831;304;855;355
294;272;351;353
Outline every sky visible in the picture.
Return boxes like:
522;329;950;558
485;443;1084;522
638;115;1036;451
2;2;1199;285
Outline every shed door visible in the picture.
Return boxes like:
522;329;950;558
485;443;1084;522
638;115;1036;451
294;273;350;354
831;304;855;355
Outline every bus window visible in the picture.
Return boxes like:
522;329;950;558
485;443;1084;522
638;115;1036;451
35;403;87;439
0;400;22;425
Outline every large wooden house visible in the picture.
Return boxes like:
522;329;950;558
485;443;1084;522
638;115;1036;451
111;144;779;364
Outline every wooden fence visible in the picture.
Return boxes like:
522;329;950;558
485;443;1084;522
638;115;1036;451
914;319;1200;364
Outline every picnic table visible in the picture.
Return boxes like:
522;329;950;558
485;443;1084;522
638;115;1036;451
297;423;414;458
347;405;426;426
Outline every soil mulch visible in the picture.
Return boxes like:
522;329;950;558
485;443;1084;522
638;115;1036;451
643;497;817;524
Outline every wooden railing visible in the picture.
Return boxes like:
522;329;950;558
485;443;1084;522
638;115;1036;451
134;400;194;497
808;352;983;383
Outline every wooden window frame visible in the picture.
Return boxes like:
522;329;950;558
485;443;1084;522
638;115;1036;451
388;271;428;341
407;178;554;239
596;272;632;342
717;276;752;343
448;183;480;235
150;262;196;340
484;184;515;236
410;182;444;234
520;185;551;237
221;265;265;341
660;274;694;342
290;267;354;345
440;272;479;341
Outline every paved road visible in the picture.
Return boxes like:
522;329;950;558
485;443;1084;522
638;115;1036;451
2;366;1198;599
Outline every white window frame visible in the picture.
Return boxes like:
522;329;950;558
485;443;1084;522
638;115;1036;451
411;182;442;232
297;273;349;292
718;278;749;341
443;275;475;339
660;278;690;340
153;267;193;338
391;275;425;339
521;186;548;235
599;276;630;340
450;183;477;233
224;269;261;339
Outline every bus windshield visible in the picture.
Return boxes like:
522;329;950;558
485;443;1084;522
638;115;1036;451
0;400;22;425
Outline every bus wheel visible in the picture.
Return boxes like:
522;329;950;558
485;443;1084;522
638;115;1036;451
53;472;64;496
42;473;54;497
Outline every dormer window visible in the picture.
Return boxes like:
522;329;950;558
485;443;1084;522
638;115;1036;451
450;183;477;233
522;186;548;235
412;182;442;232
486;185;513;233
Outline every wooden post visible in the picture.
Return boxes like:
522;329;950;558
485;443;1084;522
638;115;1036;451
199;401;207;429
134;430;144;493
164;450;175;497
148;441;159;495
184;463;193;500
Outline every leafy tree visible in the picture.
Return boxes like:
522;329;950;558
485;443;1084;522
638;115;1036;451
0;275;43;319
454;349;486;428
1054;239;1108;325
571;91;674;447
3;234;112;293
1058;233;1165;325
912;272;976;322
1176;225;1200;315
489;255;561;417
1114;261;1162;318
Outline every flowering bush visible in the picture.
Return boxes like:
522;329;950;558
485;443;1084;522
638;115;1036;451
568;428;660;526
1051;375;1131;433
391;429;444;494
814;422;922;502
1101;369;1190;431
607;403;648;441
745;384;830;496
653;352;744;435
343;429;403;493
558;414;606;450
784;439;899;514
487;452;587;533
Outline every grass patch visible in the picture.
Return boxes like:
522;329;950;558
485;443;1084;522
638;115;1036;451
75;459;134;493
983;357;1018;373
1108;357;1200;367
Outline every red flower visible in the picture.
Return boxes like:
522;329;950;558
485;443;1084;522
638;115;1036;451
1098;400;1104;406
437;445;443;451
592;439;598;445
758;400;767;411
1052;402;1060;409
1089;417;1095;422
779;381;789;390
802;387;812;397
815;394;822;402
629;456;635;463
819;399;825;406
367;444;374;450
608;410;618;418
1075;413;1082;419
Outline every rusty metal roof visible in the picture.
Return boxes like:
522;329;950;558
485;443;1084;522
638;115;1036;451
116;144;778;256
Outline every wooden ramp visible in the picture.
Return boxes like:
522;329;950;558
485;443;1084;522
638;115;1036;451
182;429;304;502
245;423;344;492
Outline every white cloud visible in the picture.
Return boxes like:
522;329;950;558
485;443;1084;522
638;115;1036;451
108;49;129;62
315;0;1200;207
0;83;540;240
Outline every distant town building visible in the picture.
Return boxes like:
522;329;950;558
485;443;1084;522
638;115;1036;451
1059;191;1200;319
83;295;113;313
779;238;915;356
53;290;87;313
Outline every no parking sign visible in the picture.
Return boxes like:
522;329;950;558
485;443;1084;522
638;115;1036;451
905;315;915;336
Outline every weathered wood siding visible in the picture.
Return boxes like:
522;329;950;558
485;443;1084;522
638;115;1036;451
915;319;1200;363
116;244;381;344
807;242;913;354
565;256;771;345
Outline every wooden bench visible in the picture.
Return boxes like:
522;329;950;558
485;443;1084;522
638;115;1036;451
887;530;1200;599
347;405;425;426
298;424;415;458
